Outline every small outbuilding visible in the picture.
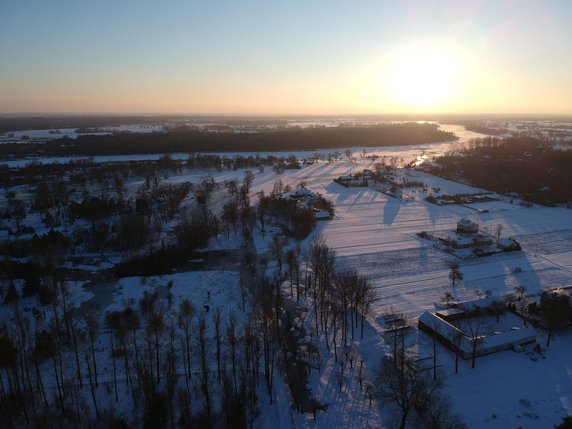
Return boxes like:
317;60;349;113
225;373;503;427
497;238;520;251
457;219;479;234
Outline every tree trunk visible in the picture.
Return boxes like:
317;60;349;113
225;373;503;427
85;354;100;420
90;337;98;387
399;409;409;429
433;337;437;380
111;334;119;401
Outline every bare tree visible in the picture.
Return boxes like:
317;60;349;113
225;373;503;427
197;314;211;426
226;310;239;393
448;260;463;286
447;321;465;374
334;269;354;347
269;234;284;277
286;249;298;299
256;278;277;404
345;149;353;162
256;190;269;232
495;223;504;240
309;235;336;335
178;298;195;384
84;350;100;420
356;275;378;338
382;310;413;377
222;199;240;238
511;285;530;326
148;310;164;384
376;354;443;429
462;314;484;369
441;292;454;308
540;291;570;346
213;307;223;383
489;300;505;323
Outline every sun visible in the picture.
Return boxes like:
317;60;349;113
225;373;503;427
389;46;459;109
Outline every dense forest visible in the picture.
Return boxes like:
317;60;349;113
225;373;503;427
0;123;455;158
433;137;572;205
461;123;508;135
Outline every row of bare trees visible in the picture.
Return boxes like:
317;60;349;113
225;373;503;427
220;171;255;240
306;235;378;358
0;284;262;428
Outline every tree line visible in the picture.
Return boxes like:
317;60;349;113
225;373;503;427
0;123;455;158
433;137;572;205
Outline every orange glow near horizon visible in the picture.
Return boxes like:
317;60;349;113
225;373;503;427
1;0;572;117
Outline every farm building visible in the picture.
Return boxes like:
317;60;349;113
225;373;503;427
497;238;521;251
418;299;537;359
457;218;479;233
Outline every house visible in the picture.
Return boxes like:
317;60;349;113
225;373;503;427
457;219;479;234
289;187;317;200
435;307;465;322
452;235;474;249
335;175;353;187
282;187;332;220
416;161;439;171
497;238;520;251
455;297;494;312
362;169;373;179
473;234;493;246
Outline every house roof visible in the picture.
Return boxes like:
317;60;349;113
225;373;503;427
497;238;517;247
458;219;478;228
455;297;494;311
419;310;537;355
436;308;465;318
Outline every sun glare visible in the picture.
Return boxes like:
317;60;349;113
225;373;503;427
389;46;459;109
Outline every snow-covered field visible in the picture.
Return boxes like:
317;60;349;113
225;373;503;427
246;160;572;428
0;124;164;143
111;155;572;428
66;151;572;428
70;154;572;426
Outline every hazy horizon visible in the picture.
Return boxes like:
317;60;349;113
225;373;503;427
2;1;572;116
3;112;572;121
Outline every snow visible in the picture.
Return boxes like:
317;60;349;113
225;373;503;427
2;120;489;168
0;124;164;143
251;159;572;427
107;271;242;319
440;332;572;428
3;122;572;427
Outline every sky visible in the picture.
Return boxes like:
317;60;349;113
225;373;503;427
1;0;571;116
